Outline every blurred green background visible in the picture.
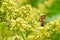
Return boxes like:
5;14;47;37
29;0;60;23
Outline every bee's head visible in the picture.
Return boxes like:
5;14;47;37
41;15;46;19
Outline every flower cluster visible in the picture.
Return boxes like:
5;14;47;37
0;0;60;40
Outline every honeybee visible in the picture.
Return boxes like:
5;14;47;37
41;15;46;26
